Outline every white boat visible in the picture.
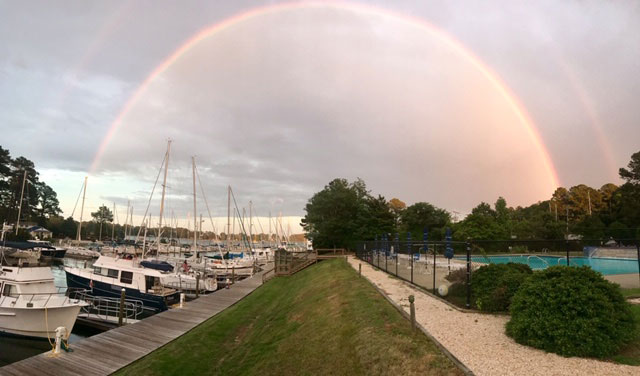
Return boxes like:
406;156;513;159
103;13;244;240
0;265;87;339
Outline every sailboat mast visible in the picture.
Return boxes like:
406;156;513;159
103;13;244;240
111;202;116;243
192;156;197;251
15;170;27;235
249;200;253;248
76;176;87;242
227;186;231;251
158;140;171;239
268;211;272;247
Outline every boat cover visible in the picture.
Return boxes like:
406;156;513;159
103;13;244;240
140;260;174;272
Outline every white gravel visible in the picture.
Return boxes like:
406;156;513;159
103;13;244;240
348;257;638;376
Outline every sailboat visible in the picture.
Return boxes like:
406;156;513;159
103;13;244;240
65;177;100;259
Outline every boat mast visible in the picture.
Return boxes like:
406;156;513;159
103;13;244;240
192;156;197;252
227;186;231;251
111;202;116;247
268;211;272;248
158;140;171;241
15;170;27;235
249;200;253;250
76;176;87;243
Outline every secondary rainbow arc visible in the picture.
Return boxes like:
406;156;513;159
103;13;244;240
89;0;561;191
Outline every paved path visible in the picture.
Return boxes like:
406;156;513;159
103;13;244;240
0;270;266;376
349;257;638;376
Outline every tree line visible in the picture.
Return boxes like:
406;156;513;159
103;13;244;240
0;145;62;235
302;151;640;249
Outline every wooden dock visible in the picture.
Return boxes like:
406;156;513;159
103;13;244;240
0;269;267;376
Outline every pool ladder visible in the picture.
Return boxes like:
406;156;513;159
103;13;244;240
527;255;550;269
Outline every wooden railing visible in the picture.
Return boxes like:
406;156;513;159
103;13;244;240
315;248;348;259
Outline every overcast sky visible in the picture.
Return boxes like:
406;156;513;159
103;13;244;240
1;0;638;232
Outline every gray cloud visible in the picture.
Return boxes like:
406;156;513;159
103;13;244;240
1;0;639;224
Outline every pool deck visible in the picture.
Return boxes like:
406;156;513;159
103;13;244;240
605;273;640;289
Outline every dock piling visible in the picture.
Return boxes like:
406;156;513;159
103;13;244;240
118;288;125;326
196;273;200;298
409;295;416;332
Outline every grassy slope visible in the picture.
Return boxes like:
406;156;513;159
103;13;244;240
116;259;462;376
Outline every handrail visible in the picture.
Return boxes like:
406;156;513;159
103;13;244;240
0;288;88;308
70;290;143;321
526;255;550;269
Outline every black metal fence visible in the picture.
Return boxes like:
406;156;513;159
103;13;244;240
355;238;640;309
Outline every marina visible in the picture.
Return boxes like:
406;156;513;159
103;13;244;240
0;266;268;375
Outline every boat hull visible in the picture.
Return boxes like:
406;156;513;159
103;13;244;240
65;270;178;313
0;305;82;339
40;249;67;259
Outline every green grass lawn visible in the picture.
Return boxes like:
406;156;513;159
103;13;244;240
621;288;640;298
115;259;463;376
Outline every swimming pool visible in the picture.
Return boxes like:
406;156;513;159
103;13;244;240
467;255;639;275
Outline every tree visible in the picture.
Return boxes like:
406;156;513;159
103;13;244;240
4;156;40;224
301;178;395;249
388;198;406;227
91;205;113;241
400;202;451;240
454;202;508;240
301;179;367;249
599;183;618;216
359;195;396;240
36;182;62;224
619;151;640;184
60;216;78;239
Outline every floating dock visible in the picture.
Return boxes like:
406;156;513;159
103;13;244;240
0;268;267;376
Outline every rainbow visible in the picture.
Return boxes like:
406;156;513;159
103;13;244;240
89;0;560;190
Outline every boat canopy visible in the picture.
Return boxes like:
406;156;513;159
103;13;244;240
139;260;174;272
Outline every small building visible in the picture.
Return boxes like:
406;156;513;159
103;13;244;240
26;226;52;239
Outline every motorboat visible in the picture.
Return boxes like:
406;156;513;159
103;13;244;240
28;240;67;259
0;248;87;339
64;255;180;313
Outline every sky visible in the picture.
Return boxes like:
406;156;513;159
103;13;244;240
0;0;639;232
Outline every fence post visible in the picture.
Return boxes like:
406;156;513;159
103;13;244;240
395;232;399;276
407;232;413;284
466;242;471;309
384;233;388;272
566;240;570;266
636;243;640;288
195;273;200;298
409;295;416;332
433;245;437;295
376;235;380;269
359;263;362;277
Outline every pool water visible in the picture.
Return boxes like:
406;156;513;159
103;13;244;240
467;255;639;275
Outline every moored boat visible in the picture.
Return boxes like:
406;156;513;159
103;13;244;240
64;255;180;314
0;248;87;339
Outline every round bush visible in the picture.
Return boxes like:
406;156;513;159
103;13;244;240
471;263;532;312
506;266;636;358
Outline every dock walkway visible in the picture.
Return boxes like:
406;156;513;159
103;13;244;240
0;269;267;376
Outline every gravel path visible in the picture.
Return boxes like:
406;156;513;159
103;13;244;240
348;257;638;376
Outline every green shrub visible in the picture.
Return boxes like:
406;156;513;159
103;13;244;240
471;263;532;312
506;266;637;358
